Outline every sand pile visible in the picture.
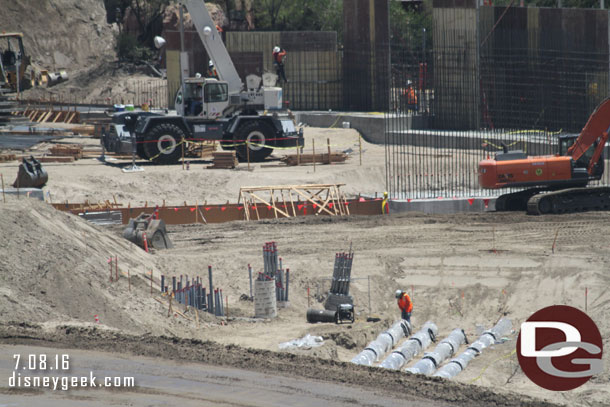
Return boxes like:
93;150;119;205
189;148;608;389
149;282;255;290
0;195;203;336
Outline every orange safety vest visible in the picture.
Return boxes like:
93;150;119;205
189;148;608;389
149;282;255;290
398;293;413;313
273;49;287;64
405;87;417;105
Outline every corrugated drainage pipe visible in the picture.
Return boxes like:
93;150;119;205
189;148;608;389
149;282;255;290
351;320;411;366
433;318;512;379
379;321;438;370
405;328;467;375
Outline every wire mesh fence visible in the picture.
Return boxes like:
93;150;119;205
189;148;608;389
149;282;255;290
385;5;610;200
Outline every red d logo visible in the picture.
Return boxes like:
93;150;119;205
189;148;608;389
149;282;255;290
516;305;603;391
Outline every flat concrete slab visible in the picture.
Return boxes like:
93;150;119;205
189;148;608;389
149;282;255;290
296;111;428;144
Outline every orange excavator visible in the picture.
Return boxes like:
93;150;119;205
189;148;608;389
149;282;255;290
479;98;610;215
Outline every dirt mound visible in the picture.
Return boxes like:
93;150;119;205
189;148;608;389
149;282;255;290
0;195;201;336
0;0;116;74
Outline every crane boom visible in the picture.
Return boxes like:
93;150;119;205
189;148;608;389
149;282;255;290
181;0;243;95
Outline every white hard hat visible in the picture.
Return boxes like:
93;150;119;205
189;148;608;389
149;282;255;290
395;289;403;299
195;73;202;78
406;80;412;86
209;60;214;67
273;46;280;53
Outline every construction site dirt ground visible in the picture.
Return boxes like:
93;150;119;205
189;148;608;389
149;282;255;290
0;127;608;406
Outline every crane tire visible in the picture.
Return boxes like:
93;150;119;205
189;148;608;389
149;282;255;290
233;121;274;162
143;123;185;164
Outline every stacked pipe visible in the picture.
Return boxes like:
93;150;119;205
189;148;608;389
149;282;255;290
351;320;411;366
330;250;354;296
405;328;468;375
262;242;290;302
433;318;512;379
324;248;354;310
161;266;225;316
379;321;438;370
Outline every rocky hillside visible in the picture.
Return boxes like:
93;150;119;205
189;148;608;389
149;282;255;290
0;0;116;73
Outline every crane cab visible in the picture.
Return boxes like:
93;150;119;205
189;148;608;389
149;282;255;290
175;77;229;119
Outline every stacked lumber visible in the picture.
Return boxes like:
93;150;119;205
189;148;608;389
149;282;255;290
199;141;217;158
208;151;238;169
49;144;83;159
38;156;75;163
78;200;122;211
281;152;348;166
186;141;217;158
0;153;17;162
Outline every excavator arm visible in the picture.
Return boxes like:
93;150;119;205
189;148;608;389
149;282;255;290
587;130;608;175
567;98;610;168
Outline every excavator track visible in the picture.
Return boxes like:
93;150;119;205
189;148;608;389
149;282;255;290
526;186;610;215
495;188;544;211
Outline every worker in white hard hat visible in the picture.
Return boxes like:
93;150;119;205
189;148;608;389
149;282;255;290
272;45;288;84
395;289;413;323
206;60;218;79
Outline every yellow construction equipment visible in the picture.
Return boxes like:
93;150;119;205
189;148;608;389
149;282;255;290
0;32;68;93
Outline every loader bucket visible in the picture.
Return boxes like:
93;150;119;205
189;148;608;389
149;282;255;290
122;213;173;250
146;219;173;249
13;156;48;188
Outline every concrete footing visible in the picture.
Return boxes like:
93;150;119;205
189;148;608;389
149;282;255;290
389;197;497;214
0;188;44;200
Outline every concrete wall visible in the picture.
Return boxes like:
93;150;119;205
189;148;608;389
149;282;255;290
432;3;609;131
432;0;478;130
343;0;391;112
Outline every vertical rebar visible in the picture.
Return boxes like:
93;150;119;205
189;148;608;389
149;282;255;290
285;269;290;302
248;264;253;299
208;265;214;314
219;289;224;316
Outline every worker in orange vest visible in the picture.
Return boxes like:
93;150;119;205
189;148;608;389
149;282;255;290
272;45;288;84
404;80;417;112
396;289;413;323
207;60;218;79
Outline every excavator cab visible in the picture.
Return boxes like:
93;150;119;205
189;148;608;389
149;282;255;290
558;134;604;180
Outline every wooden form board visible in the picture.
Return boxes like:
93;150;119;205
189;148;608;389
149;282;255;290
238;183;350;221
52;198;382;225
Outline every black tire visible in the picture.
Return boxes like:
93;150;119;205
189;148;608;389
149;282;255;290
233;121;274;162
142;123;185;164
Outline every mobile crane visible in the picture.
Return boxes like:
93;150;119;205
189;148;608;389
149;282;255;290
102;0;302;164
478;98;610;215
